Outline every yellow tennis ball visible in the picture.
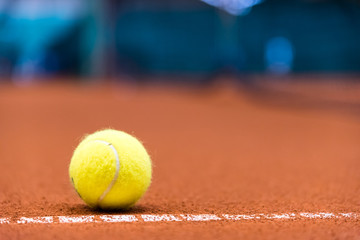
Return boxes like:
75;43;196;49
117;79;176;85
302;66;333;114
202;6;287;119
69;129;152;210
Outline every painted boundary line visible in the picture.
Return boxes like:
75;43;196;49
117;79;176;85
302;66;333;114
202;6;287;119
0;213;359;224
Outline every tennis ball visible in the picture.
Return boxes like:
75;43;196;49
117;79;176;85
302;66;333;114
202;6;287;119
69;129;152;209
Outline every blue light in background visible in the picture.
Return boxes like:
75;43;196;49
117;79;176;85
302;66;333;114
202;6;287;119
201;0;263;15
265;37;294;75
0;0;87;82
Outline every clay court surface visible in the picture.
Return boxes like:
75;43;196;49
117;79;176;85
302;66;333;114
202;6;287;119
0;76;360;239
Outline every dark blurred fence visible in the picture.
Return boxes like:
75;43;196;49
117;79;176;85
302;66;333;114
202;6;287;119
0;0;359;81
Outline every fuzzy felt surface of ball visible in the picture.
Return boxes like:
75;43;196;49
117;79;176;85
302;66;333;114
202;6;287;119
69;129;152;209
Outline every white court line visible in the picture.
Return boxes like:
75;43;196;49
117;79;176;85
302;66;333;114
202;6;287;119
17;217;53;224
0;213;359;224
100;215;138;223
142;214;182;222
0;218;11;224
180;214;222;221
59;215;95;223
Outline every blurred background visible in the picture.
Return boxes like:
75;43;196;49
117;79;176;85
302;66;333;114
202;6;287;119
0;0;359;84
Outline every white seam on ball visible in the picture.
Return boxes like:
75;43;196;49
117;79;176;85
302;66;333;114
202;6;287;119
92;140;121;206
